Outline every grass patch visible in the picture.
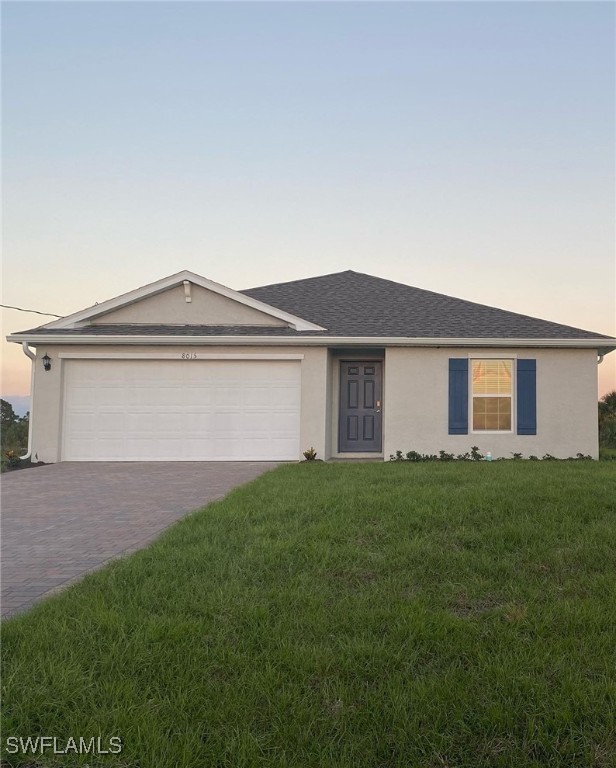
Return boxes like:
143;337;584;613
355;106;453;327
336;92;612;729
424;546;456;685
3;462;616;768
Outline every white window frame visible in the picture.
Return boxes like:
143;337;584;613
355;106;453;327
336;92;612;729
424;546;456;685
468;356;516;435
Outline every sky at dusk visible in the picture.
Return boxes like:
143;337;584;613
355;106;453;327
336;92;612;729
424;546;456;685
2;1;615;403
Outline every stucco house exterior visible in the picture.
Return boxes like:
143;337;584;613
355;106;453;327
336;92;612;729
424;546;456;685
8;270;615;462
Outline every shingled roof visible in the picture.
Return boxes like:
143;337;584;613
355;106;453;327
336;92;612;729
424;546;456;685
11;270;614;346
242;270;612;340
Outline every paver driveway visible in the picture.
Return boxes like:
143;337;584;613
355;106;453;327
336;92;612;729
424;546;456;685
1;461;278;617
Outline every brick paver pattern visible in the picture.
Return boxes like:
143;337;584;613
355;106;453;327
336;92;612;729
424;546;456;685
1;461;278;617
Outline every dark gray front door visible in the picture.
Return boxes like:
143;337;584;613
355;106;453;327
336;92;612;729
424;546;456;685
339;361;382;452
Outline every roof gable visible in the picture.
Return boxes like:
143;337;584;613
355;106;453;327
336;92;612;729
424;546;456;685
41;271;326;332
89;283;288;327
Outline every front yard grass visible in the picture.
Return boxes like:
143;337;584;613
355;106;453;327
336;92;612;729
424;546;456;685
2;462;616;768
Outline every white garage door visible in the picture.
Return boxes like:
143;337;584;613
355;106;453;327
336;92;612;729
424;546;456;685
62;359;301;461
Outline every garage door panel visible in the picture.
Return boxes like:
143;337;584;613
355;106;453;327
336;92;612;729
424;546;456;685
215;387;244;407
242;388;272;407
62;359;301;461
65;408;97;432
210;411;241;431
212;439;243;459
67;437;125;460
181;387;215;407
270;412;300;432
272;389;301;407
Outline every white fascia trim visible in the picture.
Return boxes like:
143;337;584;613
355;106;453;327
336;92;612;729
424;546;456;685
7;335;616;350
57;352;305;360
39;270;326;332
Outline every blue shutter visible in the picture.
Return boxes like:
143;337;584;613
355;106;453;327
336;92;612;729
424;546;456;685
449;358;468;434
517;359;536;435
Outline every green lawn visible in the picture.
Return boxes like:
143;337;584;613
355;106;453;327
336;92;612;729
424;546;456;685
3;462;616;768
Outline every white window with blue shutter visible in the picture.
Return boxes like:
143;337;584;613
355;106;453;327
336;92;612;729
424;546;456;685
448;357;536;435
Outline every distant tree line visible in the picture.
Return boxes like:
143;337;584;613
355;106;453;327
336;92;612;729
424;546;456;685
599;390;616;448
1;399;29;456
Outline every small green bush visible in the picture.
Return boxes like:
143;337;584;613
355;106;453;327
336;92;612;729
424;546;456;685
438;450;455;462
470;446;483;461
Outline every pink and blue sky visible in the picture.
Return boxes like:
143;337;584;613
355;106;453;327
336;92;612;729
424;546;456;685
2;1;615;408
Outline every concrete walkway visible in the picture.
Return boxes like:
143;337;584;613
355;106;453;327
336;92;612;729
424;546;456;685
1;461;278;617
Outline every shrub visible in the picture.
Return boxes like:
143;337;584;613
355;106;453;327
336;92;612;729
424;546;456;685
438;450;455;462
302;447;318;461
4;450;21;470
388;448;596;463
470;446;483;462
405;451;423;462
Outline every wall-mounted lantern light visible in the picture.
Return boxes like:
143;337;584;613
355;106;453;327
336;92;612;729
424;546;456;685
42;353;52;372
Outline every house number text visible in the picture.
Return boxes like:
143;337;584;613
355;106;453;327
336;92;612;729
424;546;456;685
181;353;198;359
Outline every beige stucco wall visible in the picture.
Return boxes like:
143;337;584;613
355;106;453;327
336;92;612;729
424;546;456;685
28;344;328;463
89;285;286;326
26;344;600;463
383;347;599;459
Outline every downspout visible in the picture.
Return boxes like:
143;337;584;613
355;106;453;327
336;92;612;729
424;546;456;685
20;342;36;460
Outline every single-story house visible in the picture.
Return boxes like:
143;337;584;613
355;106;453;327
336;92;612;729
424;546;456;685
8;269;615;462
